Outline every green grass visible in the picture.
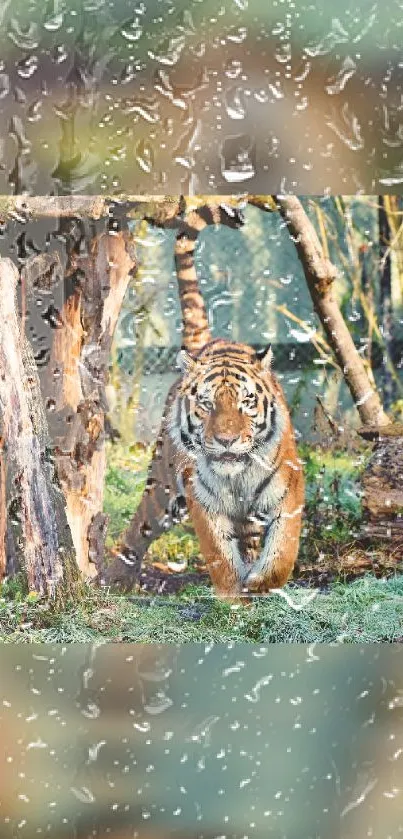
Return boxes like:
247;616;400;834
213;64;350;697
104;442;151;546
2;441;400;644
1;575;403;643
299;444;366;553
104;441;202;566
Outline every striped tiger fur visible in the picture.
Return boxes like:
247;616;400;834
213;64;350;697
167;338;305;596
99;202;305;596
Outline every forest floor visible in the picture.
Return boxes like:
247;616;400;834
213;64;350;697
1;441;402;643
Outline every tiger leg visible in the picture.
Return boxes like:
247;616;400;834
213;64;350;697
244;493;303;593
186;493;244;598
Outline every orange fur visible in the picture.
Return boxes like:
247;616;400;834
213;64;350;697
170;339;305;598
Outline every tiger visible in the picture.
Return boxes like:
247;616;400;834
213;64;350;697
167;338;305;597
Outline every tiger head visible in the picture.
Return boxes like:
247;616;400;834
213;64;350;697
169;339;285;477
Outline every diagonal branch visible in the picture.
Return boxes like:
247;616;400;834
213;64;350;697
271;196;391;429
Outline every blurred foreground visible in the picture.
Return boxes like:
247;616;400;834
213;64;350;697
1;644;403;838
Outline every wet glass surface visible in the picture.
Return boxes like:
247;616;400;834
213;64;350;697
1;3;403;836
1;644;403;838
0;0;403;193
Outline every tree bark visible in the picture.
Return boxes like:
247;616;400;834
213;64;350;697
0;259;79;599
359;425;403;546
378;196;396;409
44;228;136;578
0;435;6;580
274;195;391;429
0;195;244;221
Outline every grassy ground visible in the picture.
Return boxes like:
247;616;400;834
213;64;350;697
1;575;403;643
1;441;402;643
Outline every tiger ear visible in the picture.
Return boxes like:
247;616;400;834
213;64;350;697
176;349;196;374
256;344;273;371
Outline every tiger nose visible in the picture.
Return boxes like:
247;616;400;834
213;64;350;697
214;433;240;448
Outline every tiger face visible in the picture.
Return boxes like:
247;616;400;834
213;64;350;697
169;339;282;477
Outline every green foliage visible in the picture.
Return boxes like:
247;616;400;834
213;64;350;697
299;444;366;552
103;442;151;545
0;573;28;601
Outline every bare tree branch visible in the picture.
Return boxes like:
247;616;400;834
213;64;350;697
0;195;245;221
273;196;391;428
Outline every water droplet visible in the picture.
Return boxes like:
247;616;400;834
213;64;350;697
326;56;357;95
225;59;242;79
135;139;154;173
220;134;255;182
8;19;39;50
0;73;9;99
121;17;143;42
70;786;95;804
227;26;247;44
326;102;364;151
148;34;186;66
225;86;246;120
144;693;173;715
27;99;43;122
17;55;38;79
43;12;64;31
51;44;68;64
254;88;268;104
123;96;159;124
305;18;349;57
379;169;403;186
88;740;106;761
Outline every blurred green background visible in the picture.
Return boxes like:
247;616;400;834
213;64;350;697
0;0;402;193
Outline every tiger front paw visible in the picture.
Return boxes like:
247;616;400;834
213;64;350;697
242;568;265;593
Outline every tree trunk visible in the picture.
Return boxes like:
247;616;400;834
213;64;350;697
0;436;6;580
359;244;374;367
0;259;79;599
44;228;136;578
275;196;391;429
378;195;396;409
